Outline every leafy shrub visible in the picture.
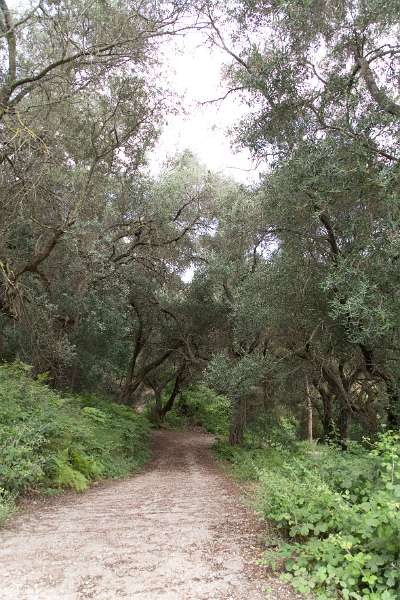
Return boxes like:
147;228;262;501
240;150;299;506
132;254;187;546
256;433;400;599
0;422;47;493
51;450;89;493
213;439;288;480
286;443;379;503
81;406;109;424
258;466;347;539
70;448;104;479
164;384;231;435
213;428;400;598
246;413;298;450
0;488;15;525
0;362;150;522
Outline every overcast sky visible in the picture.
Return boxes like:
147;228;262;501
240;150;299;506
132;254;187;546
9;1;258;183
150;29;259;183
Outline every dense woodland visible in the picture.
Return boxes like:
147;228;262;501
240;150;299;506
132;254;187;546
0;1;399;599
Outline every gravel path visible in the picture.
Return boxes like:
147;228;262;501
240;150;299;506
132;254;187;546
0;430;302;600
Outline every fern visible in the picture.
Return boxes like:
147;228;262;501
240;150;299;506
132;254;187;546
52;452;89;493
0;362;150;523
70;448;104;479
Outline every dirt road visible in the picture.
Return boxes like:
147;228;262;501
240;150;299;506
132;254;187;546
0;430;300;600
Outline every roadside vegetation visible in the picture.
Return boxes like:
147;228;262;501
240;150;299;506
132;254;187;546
0;363;150;526
217;431;399;600
183;394;399;600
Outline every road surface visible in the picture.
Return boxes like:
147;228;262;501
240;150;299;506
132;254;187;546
0;430;301;600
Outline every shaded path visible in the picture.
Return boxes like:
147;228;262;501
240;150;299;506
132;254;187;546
0;431;300;600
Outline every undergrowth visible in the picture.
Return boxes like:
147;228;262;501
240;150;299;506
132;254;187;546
214;431;400;599
161;384;231;436
0;362;150;525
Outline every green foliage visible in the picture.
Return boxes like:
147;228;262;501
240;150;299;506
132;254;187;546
258;464;347;539
0;363;150;522
0;488;15;526
214;439;288;480
1;2;400;594
246;414;298;451
214;430;400;598
205;352;265;403
51;451;89;493
213;413;299;478
81;406;109;424
164;384;231;436
269;438;400;597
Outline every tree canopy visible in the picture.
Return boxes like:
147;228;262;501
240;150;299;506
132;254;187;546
1;0;399;445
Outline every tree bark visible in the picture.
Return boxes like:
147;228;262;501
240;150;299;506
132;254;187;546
320;364;353;447
315;381;335;442
229;397;246;445
305;376;313;443
149;390;163;425
359;344;400;429
120;348;176;404
160;370;184;419
357;56;400;118
337;400;351;450
0;0;16;110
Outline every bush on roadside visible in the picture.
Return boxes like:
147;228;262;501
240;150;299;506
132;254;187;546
163;384;231;435
214;428;400;599
213;438;289;480
0;488;15;525
245;413;299;451
0;362;150;524
259;434;400;599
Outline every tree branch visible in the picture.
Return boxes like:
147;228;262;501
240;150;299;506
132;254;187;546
0;0;17;107
15;228;66;281
357;55;400;117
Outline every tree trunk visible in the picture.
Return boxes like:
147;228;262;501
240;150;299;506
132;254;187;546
160;371;183;419
337;401;351;450
229;397;246;446
120;344;142;403
315;382;335;442
385;378;400;430
305;376;313;443
359;344;400;430
149;391;163;425
321;364;353;448
119;377;140;404
120;348;175;405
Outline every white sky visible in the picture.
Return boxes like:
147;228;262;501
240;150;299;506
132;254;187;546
9;1;259;183
150;30;259;184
